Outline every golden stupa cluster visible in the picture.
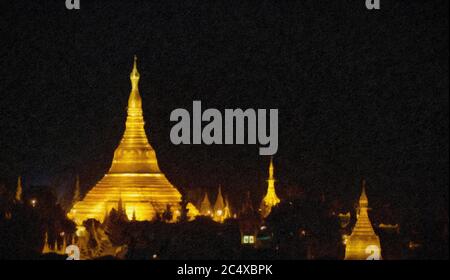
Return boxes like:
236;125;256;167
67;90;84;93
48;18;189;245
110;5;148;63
197;185;233;223
68;57;280;226
57;57;380;260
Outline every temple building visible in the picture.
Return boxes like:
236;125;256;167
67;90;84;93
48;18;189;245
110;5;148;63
68;57;182;225
344;180;382;260
239;192;261;246
260;157;280;218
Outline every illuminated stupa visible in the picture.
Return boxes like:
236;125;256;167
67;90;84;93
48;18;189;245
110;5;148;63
69;57;182;224
260;157;280;218
344;180;382;260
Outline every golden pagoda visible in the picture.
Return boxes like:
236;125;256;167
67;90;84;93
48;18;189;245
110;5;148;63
345;180;382;260
260;157;280;218
42;232;52;254
213;185;225;221
212;186;232;222
199;192;212;216
68;57;182;225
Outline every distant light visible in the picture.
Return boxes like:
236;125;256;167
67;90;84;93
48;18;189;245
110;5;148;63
242;235;255;244
342;234;348;245
260;225;267;230
30;199;37;207
152;254;158;259
60;232;65;237
408;241;421;249
216;210;223;216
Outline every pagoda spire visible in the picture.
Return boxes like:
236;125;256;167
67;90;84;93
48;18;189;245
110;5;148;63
359;179;369;209
107;56;161;174
116;193;129;221
15;176;23;202
118;193;124;214
42;231;52;254
132;208;136;221
268;156;274;179
130;56;139;87
61;236;67;254
128;55;142;109
260;157;280;218
214;185;225;213
73;175;80;204
102;206;110;225
214;185;226;222
200;192;212;216
223;196;232;219
345;180;382;260
242;191;254;215
53;240;58;252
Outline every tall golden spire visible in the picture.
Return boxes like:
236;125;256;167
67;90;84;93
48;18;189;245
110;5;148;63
15;176;23;202
130;56;139;86
214;185;226;222
268;157;274;179
359;179;368;209
345;180;382;260
128;55;142;109
200;192;212;216
260;157;280;218
214;186;225;214
42;231;52;254
68;57;182;225
109;56;160;174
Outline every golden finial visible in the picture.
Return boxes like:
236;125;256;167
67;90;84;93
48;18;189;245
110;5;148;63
359;179;368;207
130;55;140;89
269;157;274;179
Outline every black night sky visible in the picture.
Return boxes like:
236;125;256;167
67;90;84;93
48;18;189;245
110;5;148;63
0;0;448;224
